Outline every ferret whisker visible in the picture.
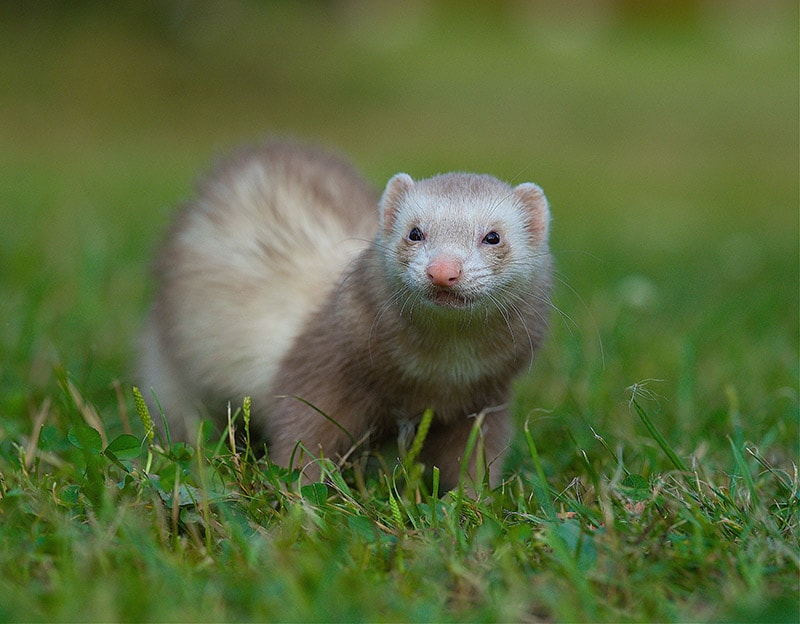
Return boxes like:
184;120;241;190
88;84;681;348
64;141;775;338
506;166;527;186
489;294;518;348
514;306;537;371
527;288;576;336
486;187;517;219
551;247;605;264
550;272;605;369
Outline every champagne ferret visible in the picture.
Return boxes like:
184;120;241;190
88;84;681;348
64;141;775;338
138;142;552;488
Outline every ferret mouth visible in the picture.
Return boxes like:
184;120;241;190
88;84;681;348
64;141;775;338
428;288;470;308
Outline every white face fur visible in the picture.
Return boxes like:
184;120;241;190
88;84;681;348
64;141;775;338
378;172;550;313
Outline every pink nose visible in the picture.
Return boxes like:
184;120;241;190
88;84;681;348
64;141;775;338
427;257;462;287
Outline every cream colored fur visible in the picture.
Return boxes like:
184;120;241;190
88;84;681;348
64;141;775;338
138;143;377;437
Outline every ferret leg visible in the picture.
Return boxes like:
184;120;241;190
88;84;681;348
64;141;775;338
265;401;365;482
420;409;511;491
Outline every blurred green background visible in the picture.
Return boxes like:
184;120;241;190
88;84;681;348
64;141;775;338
0;1;797;456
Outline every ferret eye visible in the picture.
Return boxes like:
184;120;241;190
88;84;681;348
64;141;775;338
482;231;501;245
408;227;425;242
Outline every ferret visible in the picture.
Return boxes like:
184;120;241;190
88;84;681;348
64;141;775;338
138;141;552;489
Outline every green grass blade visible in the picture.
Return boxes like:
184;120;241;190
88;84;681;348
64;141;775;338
404;408;433;468
631;398;689;473
457;412;485;493
524;418;556;521
728;436;761;510
289;395;356;445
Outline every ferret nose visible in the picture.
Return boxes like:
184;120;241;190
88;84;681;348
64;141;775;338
427;257;462;287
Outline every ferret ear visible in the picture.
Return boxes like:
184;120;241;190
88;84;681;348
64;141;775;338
513;182;550;244
379;173;414;232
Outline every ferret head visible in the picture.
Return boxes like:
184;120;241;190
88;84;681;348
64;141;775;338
377;171;551;313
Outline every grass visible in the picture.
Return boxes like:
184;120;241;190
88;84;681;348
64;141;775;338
0;2;797;621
